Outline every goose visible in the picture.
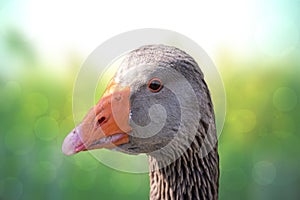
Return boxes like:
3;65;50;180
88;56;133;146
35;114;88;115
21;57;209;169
62;44;219;200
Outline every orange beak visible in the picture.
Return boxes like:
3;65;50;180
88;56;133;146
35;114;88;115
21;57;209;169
62;80;131;156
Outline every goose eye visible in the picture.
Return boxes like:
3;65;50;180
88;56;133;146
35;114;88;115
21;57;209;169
148;78;163;92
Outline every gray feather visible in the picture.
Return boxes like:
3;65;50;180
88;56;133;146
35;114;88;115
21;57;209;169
115;44;219;200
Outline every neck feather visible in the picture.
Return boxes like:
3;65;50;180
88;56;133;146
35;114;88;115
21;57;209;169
148;134;219;200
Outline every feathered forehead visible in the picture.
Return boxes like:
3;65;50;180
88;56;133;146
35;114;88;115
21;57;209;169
116;44;204;79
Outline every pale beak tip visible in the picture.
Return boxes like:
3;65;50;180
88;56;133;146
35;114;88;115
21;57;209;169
61;127;83;156
62;137;76;156
62;144;76;156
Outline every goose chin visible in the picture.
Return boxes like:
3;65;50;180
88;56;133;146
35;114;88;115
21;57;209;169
87;133;129;150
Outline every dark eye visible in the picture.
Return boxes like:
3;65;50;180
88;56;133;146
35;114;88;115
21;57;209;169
148;78;163;93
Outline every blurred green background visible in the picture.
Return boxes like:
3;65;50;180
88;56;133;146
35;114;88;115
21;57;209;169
1;0;300;200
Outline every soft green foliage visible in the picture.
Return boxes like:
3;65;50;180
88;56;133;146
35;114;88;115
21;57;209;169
218;55;300;200
0;31;300;200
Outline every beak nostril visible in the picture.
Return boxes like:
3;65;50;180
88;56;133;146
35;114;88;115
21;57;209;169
114;95;122;101
97;117;106;126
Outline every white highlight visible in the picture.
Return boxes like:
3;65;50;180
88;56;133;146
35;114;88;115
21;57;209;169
13;0;258;66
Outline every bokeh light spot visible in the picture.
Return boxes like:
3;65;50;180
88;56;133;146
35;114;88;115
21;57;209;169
273;87;297;111
252;161;276;185
34;116;59;141
0;177;23;200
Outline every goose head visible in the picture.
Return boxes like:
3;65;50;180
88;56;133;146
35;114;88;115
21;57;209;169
62;44;215;161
